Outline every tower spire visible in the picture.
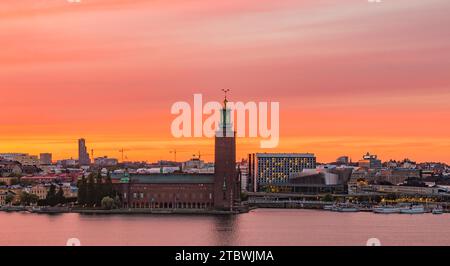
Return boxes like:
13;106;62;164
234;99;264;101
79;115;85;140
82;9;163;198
221;89;230;108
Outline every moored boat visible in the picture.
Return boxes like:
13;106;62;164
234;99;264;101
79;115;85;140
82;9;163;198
432;208;444;215
400;205;426;214
373;206;401;214
337;207;359;212
323;205;334;211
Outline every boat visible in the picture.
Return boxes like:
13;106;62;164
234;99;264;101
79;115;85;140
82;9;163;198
332;203;360;212
337;207;359;212
432;208;444;215
373;206;401;214
323;205;334;211
1;206;27;212
400;205;426;214
32;206;70;214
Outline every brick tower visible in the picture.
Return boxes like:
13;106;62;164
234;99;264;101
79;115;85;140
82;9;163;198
214;91;240;211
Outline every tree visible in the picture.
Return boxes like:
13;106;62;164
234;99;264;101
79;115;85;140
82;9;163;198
77;176;87;206
322;194;334;202
103;172;114;197
46;184;57;206
5;194;14;205
56;186;65;204
86;173;96;206
20;192;39;206
95;171;104;205
101;196;114;210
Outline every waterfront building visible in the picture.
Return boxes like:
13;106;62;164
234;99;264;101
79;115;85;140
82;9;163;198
269;166;353;194
250;153;316;192
111;95;241;211
78;138;91;166
112;173;215;209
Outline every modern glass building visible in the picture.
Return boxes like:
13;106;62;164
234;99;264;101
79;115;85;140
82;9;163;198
254;153;316;191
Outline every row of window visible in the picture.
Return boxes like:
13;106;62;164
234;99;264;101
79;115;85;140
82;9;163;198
124;192;213;200
128;202;212;209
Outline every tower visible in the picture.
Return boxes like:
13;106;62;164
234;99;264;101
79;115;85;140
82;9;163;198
214;91;240;210
78;138;91;166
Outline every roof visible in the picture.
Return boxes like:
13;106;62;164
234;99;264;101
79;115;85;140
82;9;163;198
111;173;215;184
256;153;315;158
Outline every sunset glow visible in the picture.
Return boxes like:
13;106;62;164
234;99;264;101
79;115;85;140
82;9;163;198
1;0;449;163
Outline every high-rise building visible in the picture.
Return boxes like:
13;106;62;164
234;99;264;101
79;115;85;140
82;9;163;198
214;96;240;210
39;153;52;165
252;153;316;191
78;138;91;166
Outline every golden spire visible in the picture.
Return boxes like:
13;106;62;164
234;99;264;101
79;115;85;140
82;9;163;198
222;89;230;108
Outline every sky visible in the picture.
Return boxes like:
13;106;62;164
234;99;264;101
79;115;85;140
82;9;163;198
0;0;449;163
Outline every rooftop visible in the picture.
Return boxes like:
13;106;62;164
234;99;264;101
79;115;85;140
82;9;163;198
111;173;215;184
256;153;315;158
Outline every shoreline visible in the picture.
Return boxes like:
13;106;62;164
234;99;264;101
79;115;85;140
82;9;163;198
0;205;448;215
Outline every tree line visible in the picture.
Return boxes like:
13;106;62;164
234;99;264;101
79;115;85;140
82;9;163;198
77;171;118;208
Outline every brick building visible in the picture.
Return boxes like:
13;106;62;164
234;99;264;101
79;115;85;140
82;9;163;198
112;96;241;211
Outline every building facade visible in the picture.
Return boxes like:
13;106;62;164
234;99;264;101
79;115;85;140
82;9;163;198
78;138;91;166
40;153;52;165
111;96;241;211
251;153;316;192
358;152;382;169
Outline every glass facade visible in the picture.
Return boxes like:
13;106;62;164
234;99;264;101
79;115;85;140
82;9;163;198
256;153;316;188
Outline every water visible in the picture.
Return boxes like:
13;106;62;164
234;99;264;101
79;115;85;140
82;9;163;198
1;209;450;246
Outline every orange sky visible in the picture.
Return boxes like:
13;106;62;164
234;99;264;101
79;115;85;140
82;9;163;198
0;0;449;163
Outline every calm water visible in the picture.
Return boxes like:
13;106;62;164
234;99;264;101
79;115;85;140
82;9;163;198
1;209;450;246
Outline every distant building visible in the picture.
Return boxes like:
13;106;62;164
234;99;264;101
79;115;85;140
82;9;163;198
0;161;23;177
0;153;39;166
358;152;382;169
57;159;78;168
237;159;249;192
78;139;91;166
250;153;316;192
336;156;349;165
0;177;18;186
182;158;214;174
0;153;28;161
94;156;118;167
39;153;52;165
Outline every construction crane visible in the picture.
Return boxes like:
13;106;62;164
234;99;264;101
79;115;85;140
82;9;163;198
169;149;177;162
119;148;130;162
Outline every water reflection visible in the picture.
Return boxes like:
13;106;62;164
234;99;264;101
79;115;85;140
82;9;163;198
1;209;450;246
211;215;239;245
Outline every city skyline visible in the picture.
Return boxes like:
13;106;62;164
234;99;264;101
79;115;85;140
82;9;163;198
1;0;449;163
